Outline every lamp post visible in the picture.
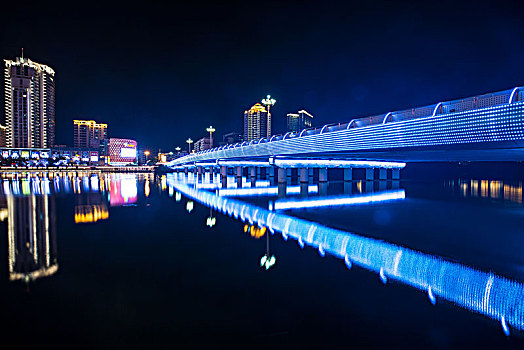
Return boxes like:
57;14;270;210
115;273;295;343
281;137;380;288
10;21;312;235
186;138;193;153
144;150;150;164
261;95;276;138
206;126;216;149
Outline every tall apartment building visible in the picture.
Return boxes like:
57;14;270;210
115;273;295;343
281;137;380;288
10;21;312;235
194;137;211;152
287;110;314;132
73;120;108;148
4;56;56;148
243;103;270;142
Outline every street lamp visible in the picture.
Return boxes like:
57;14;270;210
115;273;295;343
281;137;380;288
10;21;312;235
144;150;150;163
186;138;193;153
206;126;216;149
261;95;276;137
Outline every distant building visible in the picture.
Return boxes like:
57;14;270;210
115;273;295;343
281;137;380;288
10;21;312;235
243;103;271;142
50;145;100;165
107;138;137;166
73;119;108;149
3;55;56;148
287;110;314;133
221;132;243;145
194;137;211;152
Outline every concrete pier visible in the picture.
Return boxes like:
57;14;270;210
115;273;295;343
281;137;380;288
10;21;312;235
379;168;387;181
344;168;352;182
392;168;400;180
300;168;308;183
220;166;227;188
366;168;374;181
278;167;286;184
319;168;328;182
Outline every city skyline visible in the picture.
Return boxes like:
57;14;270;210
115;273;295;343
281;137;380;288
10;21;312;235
2;1;524;150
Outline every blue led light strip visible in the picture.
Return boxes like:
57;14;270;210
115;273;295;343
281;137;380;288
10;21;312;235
271;190;405;210
169;102;524;166
217;184;318;197
271;159;406;169
167;175;524;333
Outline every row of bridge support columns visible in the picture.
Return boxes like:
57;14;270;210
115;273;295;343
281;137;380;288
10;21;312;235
176;165;401;188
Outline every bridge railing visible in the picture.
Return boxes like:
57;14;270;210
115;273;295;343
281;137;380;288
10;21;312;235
189;86;524;158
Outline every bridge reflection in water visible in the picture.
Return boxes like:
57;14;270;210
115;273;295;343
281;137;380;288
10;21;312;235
166;173;523;337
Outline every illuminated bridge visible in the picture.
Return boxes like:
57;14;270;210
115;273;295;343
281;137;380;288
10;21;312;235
168;87;524;182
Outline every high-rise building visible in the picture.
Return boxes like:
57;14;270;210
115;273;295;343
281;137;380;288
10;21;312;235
73;119;108;148
243;103;271;142
4;55;56;148
0;124;6;147
287;110;314;133
194;137;211;152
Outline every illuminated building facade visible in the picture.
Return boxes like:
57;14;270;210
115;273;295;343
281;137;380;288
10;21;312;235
194;137;211;152
4;56;55;148
243;103;270;142
108;138;137;165
287;110;314;133
0;124;6;147
73;119;107;149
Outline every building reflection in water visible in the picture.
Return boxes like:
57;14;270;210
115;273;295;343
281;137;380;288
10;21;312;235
0;178;58;283
449;179;523;204
168;174;524;336
109;174;138;206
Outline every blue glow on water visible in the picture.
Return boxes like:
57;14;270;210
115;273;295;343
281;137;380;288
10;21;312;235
271;190;405;210
167;175;524;333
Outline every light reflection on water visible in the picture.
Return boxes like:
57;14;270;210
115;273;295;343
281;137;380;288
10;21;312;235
1;171;524;342
167;172;524;336
0;172;152;283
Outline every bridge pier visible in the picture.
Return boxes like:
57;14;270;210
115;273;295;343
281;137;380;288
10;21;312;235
250;167;256;180
344;181;352;194
379;168;387;181
220;166;227;188
366;168;374;181
319;168;328;182
197;166;203;182
300;182;308;196
308;168;314;182
344;168;353;182
236;166;242;178
392;168;400;180
278;182;286;197
278;167;286;184
300;168;308;183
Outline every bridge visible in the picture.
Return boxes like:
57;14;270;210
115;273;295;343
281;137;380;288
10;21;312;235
168;87;524;183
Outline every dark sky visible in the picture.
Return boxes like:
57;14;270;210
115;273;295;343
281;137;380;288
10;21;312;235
2;0;524;150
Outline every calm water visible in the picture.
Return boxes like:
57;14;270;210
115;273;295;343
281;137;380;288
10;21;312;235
1;169;524;349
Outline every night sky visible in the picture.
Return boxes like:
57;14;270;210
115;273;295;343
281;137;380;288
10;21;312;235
2;0;524;150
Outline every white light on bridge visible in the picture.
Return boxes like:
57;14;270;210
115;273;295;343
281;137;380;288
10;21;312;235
271;158;406;169
270;190;405;210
